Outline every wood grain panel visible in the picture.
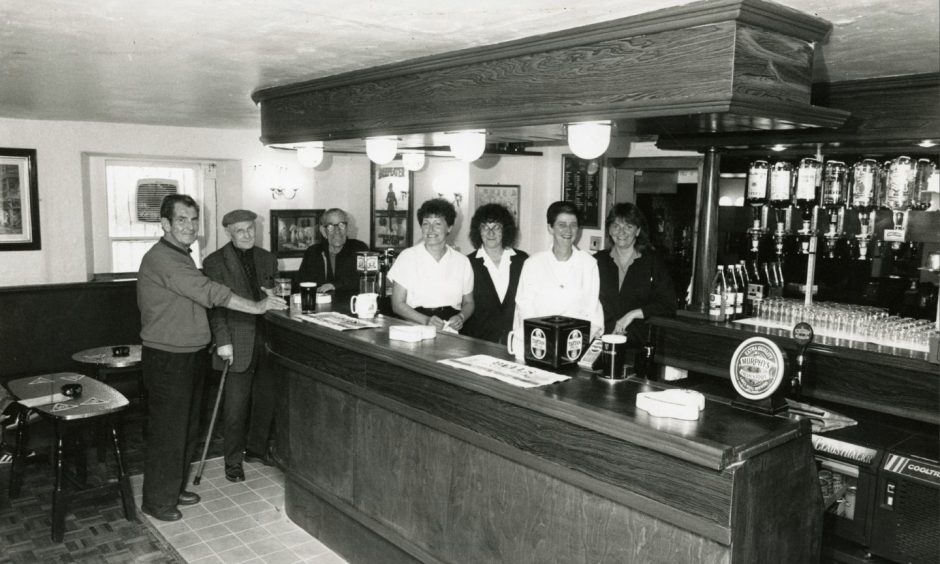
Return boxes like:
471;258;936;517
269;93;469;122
255;0;843;145
730;436;822;562
658;73;939;150
286;370;355;501
271;314;822;563
733;25;815;103
444;440;731;564
363;358;734;530
353;400;452;547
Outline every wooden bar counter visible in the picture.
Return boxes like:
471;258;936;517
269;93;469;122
265;309;823;564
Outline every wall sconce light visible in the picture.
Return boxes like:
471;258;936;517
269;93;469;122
402;151;426;171
296;142;324;168
566;121;611;160
437;192;464;207
446;130;486;162
254;164;300;199
366;137;399;165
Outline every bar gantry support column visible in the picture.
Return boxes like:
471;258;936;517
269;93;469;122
692;147;721;314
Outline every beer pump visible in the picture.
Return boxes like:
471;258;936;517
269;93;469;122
356;251;380;294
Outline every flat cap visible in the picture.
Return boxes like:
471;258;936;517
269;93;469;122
222;209;257;227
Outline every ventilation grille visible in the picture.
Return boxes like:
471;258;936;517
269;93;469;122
136;178;178;222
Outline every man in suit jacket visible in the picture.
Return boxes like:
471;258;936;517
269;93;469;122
204;209;279;482
297;208;370;294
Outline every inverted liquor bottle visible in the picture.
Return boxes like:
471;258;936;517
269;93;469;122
912;158;937;211
820;160;848;256
850;158;879;259
794;157;821;233
883;156;915;247
769;161;794;258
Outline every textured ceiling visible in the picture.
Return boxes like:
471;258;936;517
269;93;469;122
1;0;937;130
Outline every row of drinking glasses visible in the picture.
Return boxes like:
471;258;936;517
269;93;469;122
753;298;934;350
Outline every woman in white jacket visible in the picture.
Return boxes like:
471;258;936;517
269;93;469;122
514;201;604;342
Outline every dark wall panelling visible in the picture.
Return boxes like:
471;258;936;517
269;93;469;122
0;281;140;383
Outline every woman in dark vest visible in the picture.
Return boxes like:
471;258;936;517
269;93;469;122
461;203;528;344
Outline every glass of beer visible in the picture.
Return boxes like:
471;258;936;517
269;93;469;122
274;277;293;305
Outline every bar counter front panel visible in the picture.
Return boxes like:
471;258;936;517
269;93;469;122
266;310;822;564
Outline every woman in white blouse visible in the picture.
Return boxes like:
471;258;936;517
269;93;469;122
514;201;604;339
388;198;474;331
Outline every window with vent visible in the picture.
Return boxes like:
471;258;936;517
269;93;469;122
136;178;179;222
104;161;203;273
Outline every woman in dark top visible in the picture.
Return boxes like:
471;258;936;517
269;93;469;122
595;203;676;344
460;203;528;344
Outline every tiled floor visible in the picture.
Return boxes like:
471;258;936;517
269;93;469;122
133;457;347;564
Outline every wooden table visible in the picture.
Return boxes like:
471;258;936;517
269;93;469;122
6;372;136;542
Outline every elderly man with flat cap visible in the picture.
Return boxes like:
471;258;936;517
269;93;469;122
204;209;279;482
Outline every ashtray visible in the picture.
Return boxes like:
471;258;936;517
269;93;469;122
61;383;83;398
112;346;130;357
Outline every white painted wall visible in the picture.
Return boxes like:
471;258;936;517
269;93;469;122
0;114;695;287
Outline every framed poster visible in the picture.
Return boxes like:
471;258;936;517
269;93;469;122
561;154;602;229
370;160;414;251
270;209;324;258
0;148;41;251
474;184;520;223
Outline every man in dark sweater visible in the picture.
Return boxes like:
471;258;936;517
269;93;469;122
297;208;369;294
137;195;286;522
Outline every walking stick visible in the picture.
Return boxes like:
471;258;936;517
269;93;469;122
193;359;230;486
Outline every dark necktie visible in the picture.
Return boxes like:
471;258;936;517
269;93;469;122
325;251;334;283
238;249;262;300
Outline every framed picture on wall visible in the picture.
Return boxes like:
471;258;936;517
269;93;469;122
270;209;324;258
474;184;520;223
370;160;414;251
0;148;41;251
561;154;602;229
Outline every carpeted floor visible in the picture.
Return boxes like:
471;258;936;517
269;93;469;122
0;374;226;564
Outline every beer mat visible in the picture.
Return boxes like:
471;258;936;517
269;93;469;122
296;312;382;331
780;399;857;434
440;355;570;388
18;393;70;408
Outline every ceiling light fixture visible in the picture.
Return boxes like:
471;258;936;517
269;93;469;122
918;140;937;148
566;121;611;160
296;142;324;168
446;130;487;162
402;151;426;171
770;144;787;152
365;137;399;165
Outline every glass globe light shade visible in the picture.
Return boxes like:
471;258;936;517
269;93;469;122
446;130;486;162
567;122;611;160
365;137;399;165
402;151;426;171
296;143;324;168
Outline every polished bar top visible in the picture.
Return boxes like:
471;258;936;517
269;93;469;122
267;308;806;471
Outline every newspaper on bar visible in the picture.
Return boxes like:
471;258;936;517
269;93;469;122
297;312;381;331
439;355;570;388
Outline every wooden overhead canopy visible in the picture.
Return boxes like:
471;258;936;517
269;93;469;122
253;0;848;146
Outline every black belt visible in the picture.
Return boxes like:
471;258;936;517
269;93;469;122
414;306;460;320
